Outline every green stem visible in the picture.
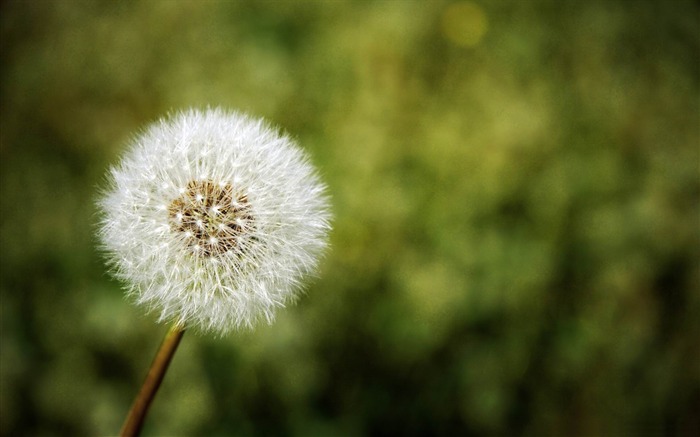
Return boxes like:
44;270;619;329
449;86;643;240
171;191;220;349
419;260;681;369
120;325;185;437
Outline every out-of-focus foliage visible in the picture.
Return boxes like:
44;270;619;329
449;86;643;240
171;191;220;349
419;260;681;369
1;1;698;436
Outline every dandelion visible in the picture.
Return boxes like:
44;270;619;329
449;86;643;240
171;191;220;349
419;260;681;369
100;108;331;334
98;108;331;436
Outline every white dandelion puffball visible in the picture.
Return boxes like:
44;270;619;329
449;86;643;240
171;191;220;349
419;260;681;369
99;108;331;334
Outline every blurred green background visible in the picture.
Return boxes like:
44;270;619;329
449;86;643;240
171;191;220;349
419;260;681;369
1;1;699;436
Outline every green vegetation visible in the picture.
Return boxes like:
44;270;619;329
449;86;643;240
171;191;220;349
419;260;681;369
1;1;698;435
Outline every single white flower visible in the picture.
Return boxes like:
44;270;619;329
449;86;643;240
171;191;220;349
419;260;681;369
99;108;331;334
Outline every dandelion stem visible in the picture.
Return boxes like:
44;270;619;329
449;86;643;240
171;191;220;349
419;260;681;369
120;325;185;437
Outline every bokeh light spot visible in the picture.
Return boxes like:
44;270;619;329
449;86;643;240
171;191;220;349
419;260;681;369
441;1;488;47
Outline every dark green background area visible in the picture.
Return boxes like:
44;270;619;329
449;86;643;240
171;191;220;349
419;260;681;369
1;1;698;436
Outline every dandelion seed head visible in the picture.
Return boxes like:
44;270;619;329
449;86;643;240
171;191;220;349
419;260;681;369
98;108;331;334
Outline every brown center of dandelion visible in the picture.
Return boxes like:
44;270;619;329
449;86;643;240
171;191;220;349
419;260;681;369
168;180;254;257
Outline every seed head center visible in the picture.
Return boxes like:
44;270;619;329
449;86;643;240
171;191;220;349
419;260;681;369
168;180;253;257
